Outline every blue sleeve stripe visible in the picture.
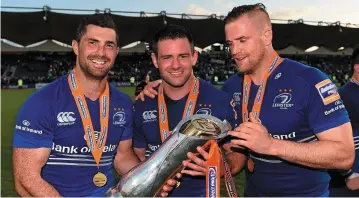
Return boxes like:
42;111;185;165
13;133;53;148
313;116;350;134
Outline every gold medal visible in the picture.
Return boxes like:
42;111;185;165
93;172;107;187
247;159;254;173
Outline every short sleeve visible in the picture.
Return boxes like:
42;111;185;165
306;69;350;134
13;94;55;148
132;102;147;148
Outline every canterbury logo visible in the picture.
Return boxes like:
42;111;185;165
143;110;157;121
57;112;76;123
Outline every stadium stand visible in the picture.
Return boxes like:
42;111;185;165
0;50;354;88
1;9;358;88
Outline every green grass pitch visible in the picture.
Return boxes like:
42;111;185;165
1;87;245;197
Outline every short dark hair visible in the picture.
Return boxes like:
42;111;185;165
75;14;119;46
352;46;359;64
224;3;269;25
152;24;194;56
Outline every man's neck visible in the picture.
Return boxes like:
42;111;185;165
162;76;195;101
74;66;107;101
248;48;280;85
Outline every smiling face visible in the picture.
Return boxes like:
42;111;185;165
72;24;119;80
151;38;198;88
225;15;266;74
354;64;359;75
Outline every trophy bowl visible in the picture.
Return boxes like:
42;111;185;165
108;114;231;197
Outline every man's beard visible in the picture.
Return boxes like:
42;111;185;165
238;45;265;75
161;71;192;88
78;56;112;81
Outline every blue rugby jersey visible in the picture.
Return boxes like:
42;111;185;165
133;79;238;197
221;58;350;197
13;75;134;197
328;80;359;196
339;80;359;132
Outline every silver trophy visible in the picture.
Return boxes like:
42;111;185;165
108;114;231;197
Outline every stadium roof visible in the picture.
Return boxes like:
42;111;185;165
25;40;72;52
1;40;25;52
307;46;340;55
338;47;354;55
1;11;359;51
120;42;147;53
277;45;305;55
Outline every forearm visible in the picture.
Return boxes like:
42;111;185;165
17;176;61;197
14;181;32;197
270;139;353;169
225;152;247;174
114;150;140;175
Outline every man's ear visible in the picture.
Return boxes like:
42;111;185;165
151;53;159;68
263;28;273;46
192;49;199;67
72;40;79;56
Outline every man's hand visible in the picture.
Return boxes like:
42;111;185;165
107;173;181;197
346;175;359;191
135;80;162;101
181;146;209;176
229;112;274;155
160;173;182;197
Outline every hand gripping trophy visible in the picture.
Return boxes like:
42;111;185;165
107;114;237;197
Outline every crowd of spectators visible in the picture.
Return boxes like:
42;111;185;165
1;51;354;87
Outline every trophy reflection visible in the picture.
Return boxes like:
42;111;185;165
108;114;231;197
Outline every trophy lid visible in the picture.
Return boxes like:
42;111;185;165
172;114;231;140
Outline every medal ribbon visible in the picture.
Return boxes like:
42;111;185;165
242;53;281;122
241;53;281;173
68;70;109;169
157;78;199;142
206;140;238;198
350;75;359;86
